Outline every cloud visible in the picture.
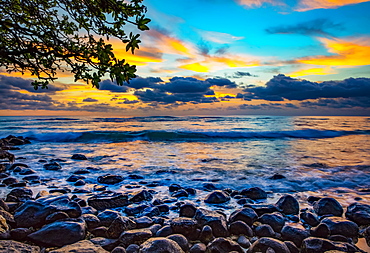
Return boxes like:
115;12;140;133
298;37;370;67
235;0;285;8
266;19;343;36
226;71;258;78
296;0;370;11
289;67;336;77
0;75;65;93
243;74;370;102
83;98;98;102
125;77;163;89
300;97;370;108
98;80;129;92
197;30;244;44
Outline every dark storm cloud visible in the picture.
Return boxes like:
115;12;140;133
266;19;343;36
83;98;98;102
134;89;218;104
0;75;65;93
243;74;370;101
98;80;129;92
125;77;163;89
300;97;370;108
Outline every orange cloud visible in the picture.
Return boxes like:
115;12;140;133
297;0;370;11
180;62;210;72
289;67;336;77
298;37;370;67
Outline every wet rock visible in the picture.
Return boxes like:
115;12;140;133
126;244;139;253
148;224;162;235
328;234;349;242
321;217;359;238
6;188;33;202
90;237;120;251
281;225;310;248
229;208;258;226
45;211;69;223
169;184;182;192
300;211;320;227
310;222;331;238
237;235;251;248
14;201;55;228
202;183;217;191
301;237;360;253
75;179;86;186
88;192;130;210
18;168;36;175
107;216;136;239
141;206;160;217
111;246;126;253
119;228;152;247
170;217;198;238
134;216;153;229
244;204;278;216
156;225;173;237
189;243;206;253
345;202;370;225
179;203;197;218
82;214;100;230
204;190;230;204
97;174;124;185
0;240;40;253
199;225;214;244
284;241;299;253
269;174;286;180
0;215;9;237
127;174;144;179
0;209;14;225
71;154;88;160
313;197;343;217
167;234;189;252
207;238;243;253
129;190;153;203
255;224;276;237
259;212;285;232
125;204;149;216
10;227;32;241
50;240;108;253
66;175;86;182
43;162;62;171
171;189;189;198
275;195;299;215
157;204;169;213
73;169;90;174
37;195;81;218
240;187;267;200
97;210;121;227
248;237;290;253
229;220;253;237
91;227;108;237
139;237;184;253
0;199;9;212
28;220;86;247
194;208;228;237
2;177;18;186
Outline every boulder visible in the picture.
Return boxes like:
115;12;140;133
50;240;108;253
37;195;81;218
345;202;370;225
43;162;62;171
10;227;32;241
71;154;88;160
107;216;136;239
313;198;343;217
229;208;258;226
0;240;40;253
90;237;120;251
88;192;130;210
199;225;214;244
166;234;189;252
139;237;184;253
281;225;310;248
81;214;100;230
28;220;86;247
259;212;285;232
14;201;55;228
240;187;267;200
179;203;197;218
119;228;152;247
170;217;198;238
248;237;290;253
255;224;275;237
310;223;330;238
207;237;243;253
0;215;9;237
194;208;228;237
97;175;124;185
129;190;153;203
321;217;359;238
301;237;359;253
204;190;230;204
275;195;299;215
300;211;320;227
228;220;253;237
189;243;206;253
244;204;278;216
6;188;33;202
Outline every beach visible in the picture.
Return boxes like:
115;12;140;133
0;115;369;252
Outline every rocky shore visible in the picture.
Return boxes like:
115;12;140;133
0;135;370;252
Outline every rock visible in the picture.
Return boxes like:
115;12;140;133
50;240;107;253
74;169;90;174
125;204;149;216
284;241;299;253
75;179;86;186
45;211;69;223
310;223;330;238
229;220;253;236
229;208;258;226
207;238;243;253
199;225;214;244
126;244;139;253
172;190;189;198
194;208;228;237
6;188;33;202
321;217;359;238
275;195;299;215
269;174;286;180
141;206;160;217
134;216;153;229
244;204;278;216
43;162;62;171
240;187;267;200
91;227;108;237
119;228;152;247
148;224;161;235
0;215;9;237
204;190;230;204
259;212;285;232
88;192;130;210
82;214;100;230
37;195;81;218
281;225;310;248
14;201;55;228
179;203;197;218
0;209;14;225
28;220;86;247
301;237;359;253
189;243;206;253
71;154;88;160
313;198;343;217
328;234;349;242
157;204;169;213
0;199;8;212
237;235;251;249
107;216;136;239
0;240;40;253
170;217;198;238
345;202;370;225
169;184;182;192
66;175;86;182
255;224;276;237
248;237;290;253
2;177;18;186
167;234;189;252
139;237;184;253
90;237;120;251
156;225;173;237
10;227;32;241
18;168;36;175
300;211;320;227
111;246;126;253
97;174;124;185
129;190;153;203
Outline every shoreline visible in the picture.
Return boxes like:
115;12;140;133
0;136;370;252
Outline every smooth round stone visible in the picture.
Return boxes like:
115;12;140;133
313;197;343;217
204;190;230;204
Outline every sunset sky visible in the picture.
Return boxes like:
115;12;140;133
1;0;370;116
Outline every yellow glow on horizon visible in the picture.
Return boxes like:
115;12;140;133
290;67;336;77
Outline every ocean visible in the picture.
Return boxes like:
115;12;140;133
1;115;370;209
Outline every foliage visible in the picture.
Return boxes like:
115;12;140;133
0;0;150;89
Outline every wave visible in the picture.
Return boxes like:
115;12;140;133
23;129;370;143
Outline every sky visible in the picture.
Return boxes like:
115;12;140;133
1;0;370;116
